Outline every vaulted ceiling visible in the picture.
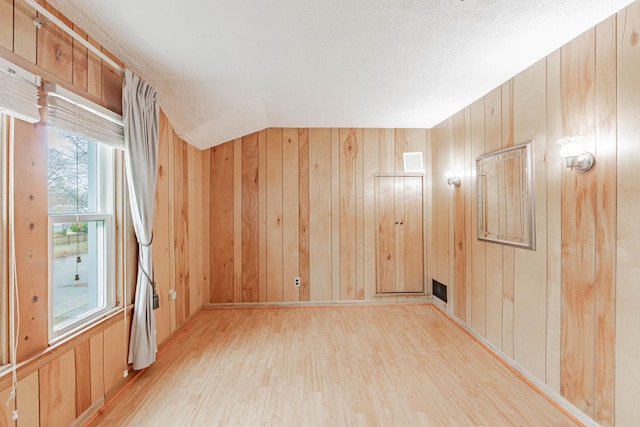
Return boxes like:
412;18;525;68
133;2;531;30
48;0;633;149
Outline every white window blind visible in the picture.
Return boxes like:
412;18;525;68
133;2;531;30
45;83;124;150
0;57;41;123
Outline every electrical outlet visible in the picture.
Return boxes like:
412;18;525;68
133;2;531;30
294;277;301;287
168;289;177;301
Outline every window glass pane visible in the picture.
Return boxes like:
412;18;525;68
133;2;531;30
48;130;98;214
52;220;105;328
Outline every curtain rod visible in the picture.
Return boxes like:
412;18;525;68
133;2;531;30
22;0;125;75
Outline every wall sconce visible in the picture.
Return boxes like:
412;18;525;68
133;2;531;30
446;171;461;187
557;135;595;172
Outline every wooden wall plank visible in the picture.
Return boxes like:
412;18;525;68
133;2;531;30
470;99;486;336
86;37;102;99
545;49;562;393
282;129;300;302
103;319;125;394
377;176;396;293
615;3;640;425
100;58;123;115
154;111;171;342
258;130;267;302
363;129;379;300
173;136;188;323
166;127;176;331
14;119;48;361
194;148;204;307
13;0;36;63
593;15;617;426
90;332;104;405
339;128;357;300
452;111;466;321
512;59;548;380
394;129;405;173
298;128;310;302
424;129;434;295
17;371;39;427
0;0;12;51
39;350;76;427
308;128;332;301
355;128;364;300
331;128;340;301
0;385;15;427
74;340;91;416
501;80;515;358
483;86;504;349
266;129;283;302
187;144;199;313
560;28;597;416
403;176;424;292
71;25;88;92
200;148;211;305
210;142;234;303
233;138;242;302
241;133;259;302
432;122;450;288
36;5;73;82
463;111;473;320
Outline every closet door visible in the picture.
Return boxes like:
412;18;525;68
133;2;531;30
375;175;424;294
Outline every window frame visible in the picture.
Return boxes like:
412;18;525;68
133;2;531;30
47;135;117;342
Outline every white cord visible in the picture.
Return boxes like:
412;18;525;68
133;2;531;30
5;114;20;420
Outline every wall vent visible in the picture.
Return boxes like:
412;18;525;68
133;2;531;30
432;279;447;303
403;152;423;172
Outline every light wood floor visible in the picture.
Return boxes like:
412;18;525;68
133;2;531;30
87;304;578;426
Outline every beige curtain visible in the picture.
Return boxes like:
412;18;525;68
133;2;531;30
123;69;159;370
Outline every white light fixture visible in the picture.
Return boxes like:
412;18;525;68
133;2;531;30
557;135;595;172
446;171;461;187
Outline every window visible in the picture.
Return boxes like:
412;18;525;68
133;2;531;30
47;129;115;340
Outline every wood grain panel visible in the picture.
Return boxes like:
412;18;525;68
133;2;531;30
17;371;39;427
39;350;76;427
394;129;405;173
103;319;125;394
0;385;14;427
0;0;12;50
403;176;424;292
173;135;188;323
200;149;211;305
483;87;504;349
187;144;198;313
241;133;259;302
13;0;36;63
615;3;640;425
363;129;379;300
593;16;617;426
379;129;394;174
376;176;396;293
545;49;562;393
75;340;91;416
90;332;104;404
166;128;176;331
86;37;102;99
308;128;332;302
210;142;234;303
258;130;267;302
13;118;48;361
233;138;242;303
36;5;73;82
501;80;515;358
100;58;122;115
282;128;300;302
560;29;597;416
512;59;547;380
194;148;204;307
339;129;357;300
355;129;364;300
331;129;340;301
298;128;310;302
452;111;466;320
470;99;487;336
432;123;449;287
394;175;405;293
71;25;88;91
266;128;283;302
153;111;171;342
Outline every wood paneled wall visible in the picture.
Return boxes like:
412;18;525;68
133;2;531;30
208;128;433;304
432;5;640;425
0;1;210;425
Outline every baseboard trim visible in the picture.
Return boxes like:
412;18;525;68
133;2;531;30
203;296;432;309
432;304;599;427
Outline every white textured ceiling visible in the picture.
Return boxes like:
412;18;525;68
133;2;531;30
48;0;633;149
